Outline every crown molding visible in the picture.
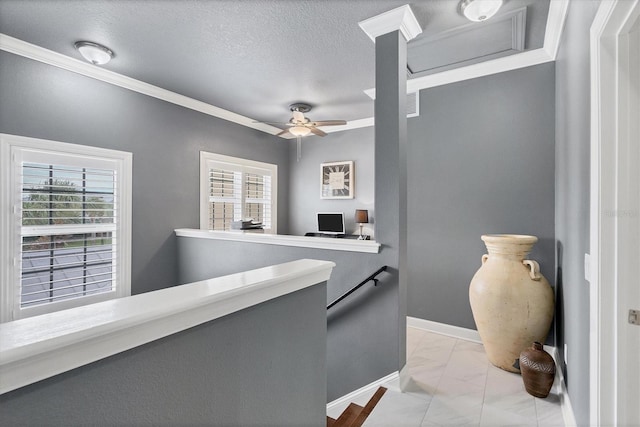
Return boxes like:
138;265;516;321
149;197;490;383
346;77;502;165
543;0;571;59
364;0;569;100
358;4;422;42
0;33;283;137
321;117;376;134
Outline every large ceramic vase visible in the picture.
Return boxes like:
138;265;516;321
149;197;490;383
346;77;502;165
469;234;554;373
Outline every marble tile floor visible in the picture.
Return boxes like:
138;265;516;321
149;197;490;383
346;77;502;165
327;327;565;426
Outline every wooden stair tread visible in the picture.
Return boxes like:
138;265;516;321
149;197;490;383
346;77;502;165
334;403;364;426
330;386;388;427
351;387;387;426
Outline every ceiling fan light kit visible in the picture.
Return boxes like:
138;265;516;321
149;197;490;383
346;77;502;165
460;0;503;22
74;41;114;65
289;126;311;137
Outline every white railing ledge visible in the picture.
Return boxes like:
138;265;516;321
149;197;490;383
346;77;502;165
175;228;381;254
0;259;335;395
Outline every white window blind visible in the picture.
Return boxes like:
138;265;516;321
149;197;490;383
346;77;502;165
200;152;277;233
20;163;117;308
1;134;132;323
208;168;242;231
244;172;272;228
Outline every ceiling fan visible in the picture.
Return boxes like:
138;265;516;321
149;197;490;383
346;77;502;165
259;103;347;161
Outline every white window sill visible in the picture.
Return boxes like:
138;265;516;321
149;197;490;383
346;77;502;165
175;229;381;254
0;259;335;395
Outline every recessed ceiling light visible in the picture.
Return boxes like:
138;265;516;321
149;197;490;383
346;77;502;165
460;0;503;22
74;41;114;65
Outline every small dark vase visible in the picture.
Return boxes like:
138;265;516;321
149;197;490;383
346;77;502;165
519;342;556;398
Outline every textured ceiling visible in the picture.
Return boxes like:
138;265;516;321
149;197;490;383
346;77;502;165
0;0;549;125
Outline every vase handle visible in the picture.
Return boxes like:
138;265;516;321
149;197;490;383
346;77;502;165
482;254;489;264
523;260;542;281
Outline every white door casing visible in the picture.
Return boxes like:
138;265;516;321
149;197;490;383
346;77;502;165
590;1;640;426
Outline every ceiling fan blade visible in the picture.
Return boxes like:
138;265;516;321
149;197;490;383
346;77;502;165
310;120;347;127
276;128;291;136
252;120;292;125
309;127;327;137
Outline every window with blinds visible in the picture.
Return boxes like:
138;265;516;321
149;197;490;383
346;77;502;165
208;168;242;231
20;163;117;308
244;172;272;227
1;134;132;323
200;152;277;233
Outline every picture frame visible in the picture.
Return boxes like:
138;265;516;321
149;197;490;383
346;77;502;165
320;161;354;199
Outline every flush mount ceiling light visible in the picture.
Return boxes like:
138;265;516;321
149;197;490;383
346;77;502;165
460;0;503;22
74;41;114;65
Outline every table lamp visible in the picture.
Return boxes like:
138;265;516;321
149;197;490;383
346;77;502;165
355;209;369;240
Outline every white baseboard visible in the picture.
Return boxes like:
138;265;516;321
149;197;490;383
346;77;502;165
326;371;399;411
408;316;576;426
407;316;482;343
549;348;577;427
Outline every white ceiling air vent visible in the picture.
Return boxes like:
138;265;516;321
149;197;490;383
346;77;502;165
407;91;419;118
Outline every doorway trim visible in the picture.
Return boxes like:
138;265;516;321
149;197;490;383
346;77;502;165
590;0;639;425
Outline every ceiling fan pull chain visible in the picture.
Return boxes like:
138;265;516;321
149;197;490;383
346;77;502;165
296;136;302;162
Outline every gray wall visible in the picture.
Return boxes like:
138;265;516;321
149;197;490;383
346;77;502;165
0;283;327;426
406;63;557;336
287;126;374;237
0;52;290;295
177;237;398;402
286;63;558;341
554;1;601;425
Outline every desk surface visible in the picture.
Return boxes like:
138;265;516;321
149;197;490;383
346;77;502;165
175;229;380;253
304;232;366;239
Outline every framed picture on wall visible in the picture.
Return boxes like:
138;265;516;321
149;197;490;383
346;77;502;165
320;161;354;199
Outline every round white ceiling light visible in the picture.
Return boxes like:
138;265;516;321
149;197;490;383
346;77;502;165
460;0;504;22
74;41;114;65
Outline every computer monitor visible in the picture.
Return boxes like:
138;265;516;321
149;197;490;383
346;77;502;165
317;212;345;235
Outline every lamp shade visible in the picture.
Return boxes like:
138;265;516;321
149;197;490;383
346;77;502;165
355;209;369;224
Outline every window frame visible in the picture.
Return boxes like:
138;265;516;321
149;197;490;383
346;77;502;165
199;151;277;234
0;134;132;323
